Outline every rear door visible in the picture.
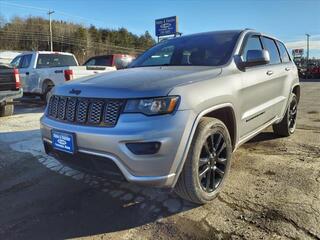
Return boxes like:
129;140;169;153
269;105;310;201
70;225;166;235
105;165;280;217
260;37;289;118
11;54;33;92
275;40;296;115
239;35;286;138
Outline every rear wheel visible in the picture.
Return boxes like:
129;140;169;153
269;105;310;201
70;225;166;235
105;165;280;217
273;93;298;137
175;117;232;204
0;99;14;117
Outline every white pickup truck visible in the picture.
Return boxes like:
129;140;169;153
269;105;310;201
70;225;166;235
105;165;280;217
10;51;116;101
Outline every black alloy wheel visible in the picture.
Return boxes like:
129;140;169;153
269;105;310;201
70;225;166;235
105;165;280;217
288;96;298;133
198;132;227;193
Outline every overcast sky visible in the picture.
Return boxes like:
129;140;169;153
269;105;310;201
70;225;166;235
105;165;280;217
0;0;319;57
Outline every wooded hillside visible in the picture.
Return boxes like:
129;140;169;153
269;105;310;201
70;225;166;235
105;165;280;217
0;16;155;63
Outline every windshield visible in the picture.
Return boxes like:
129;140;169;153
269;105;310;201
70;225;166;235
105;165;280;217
36;54;78;68
130;31;240;68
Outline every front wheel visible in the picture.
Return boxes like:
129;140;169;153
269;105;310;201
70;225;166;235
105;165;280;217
273;93;298;137
175;117;232;204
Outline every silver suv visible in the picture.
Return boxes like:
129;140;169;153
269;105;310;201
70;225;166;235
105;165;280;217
41;30;300;204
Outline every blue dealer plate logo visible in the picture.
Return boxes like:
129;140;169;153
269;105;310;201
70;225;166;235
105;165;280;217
52;130;75;154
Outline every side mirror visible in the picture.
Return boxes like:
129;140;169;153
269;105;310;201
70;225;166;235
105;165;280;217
244;49;270;67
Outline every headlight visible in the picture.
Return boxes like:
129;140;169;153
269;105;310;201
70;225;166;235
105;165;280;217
124;96;180;115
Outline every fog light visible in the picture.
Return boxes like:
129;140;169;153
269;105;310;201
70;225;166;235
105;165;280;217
126;142;161;155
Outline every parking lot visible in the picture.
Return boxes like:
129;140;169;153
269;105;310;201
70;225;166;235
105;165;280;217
0;81;319;240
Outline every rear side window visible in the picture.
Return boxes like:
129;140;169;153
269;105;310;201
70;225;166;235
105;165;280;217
20;54;32;68
36;54;78;68
276;41;291;63
261;37;281;65
242;36;262;61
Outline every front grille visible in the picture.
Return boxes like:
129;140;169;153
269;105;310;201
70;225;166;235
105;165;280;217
47;95;124;127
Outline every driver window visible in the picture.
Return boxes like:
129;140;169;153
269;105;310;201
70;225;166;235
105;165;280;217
242;36;262;61
11;56;22;68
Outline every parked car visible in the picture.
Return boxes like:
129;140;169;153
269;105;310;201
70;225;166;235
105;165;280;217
83;54;135;69
308;64;320;79
10;51;116;101
0;64;22;117
41;30;300;204
0;51;21;65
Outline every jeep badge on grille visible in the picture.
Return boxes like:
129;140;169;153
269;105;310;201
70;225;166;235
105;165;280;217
69;89;81;95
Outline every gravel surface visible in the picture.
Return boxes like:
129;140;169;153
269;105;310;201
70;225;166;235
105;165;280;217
0;81;319;240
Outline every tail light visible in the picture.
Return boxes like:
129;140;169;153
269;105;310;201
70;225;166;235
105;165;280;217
64;69;74;81
14;68;21;89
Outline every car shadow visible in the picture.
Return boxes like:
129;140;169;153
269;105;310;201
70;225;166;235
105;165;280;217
247;131;280;143
0;129;199;239
13;96;46;114
299;78;320;83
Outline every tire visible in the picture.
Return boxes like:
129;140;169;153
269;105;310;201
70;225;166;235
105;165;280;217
175;117;232;204
273;93;298;137
0;99;14;117
41;81;54;104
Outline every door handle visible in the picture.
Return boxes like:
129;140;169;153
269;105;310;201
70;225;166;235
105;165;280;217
266;70;273;76
285;67;291;71
26;72;29;75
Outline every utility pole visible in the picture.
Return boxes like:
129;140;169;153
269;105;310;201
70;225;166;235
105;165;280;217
305;34;310;79
48;10;55;52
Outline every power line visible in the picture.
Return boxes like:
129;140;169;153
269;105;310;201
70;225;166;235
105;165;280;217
0;1;48;12
0;1;112;27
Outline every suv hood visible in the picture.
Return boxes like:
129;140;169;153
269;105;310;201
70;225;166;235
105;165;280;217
55;66;222;98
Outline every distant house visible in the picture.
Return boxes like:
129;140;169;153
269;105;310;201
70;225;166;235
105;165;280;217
0;51;21;64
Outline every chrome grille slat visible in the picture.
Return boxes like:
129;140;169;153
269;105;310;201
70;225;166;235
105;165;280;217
88;101;104;124
49;96;59;118
57;97;67;120
76;99;89;123
66;97;77;122
104;101;123;126
47;95;123;127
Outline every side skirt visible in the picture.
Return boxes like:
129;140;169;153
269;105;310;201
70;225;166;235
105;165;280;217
234;116;280;150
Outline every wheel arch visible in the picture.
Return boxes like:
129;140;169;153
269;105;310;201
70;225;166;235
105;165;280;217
203;106;237;150
292;84;300;104
172;103;237;187
41;79;54;94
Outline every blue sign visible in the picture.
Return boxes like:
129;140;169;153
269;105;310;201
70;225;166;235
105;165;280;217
52;130;75;154
155;16;178;37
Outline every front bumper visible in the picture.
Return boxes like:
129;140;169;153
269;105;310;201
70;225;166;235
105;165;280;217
40;110;195;187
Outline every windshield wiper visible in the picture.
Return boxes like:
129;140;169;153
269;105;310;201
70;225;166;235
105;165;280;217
130;64;173;68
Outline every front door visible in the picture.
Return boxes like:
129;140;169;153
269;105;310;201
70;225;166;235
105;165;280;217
238;35;287;138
